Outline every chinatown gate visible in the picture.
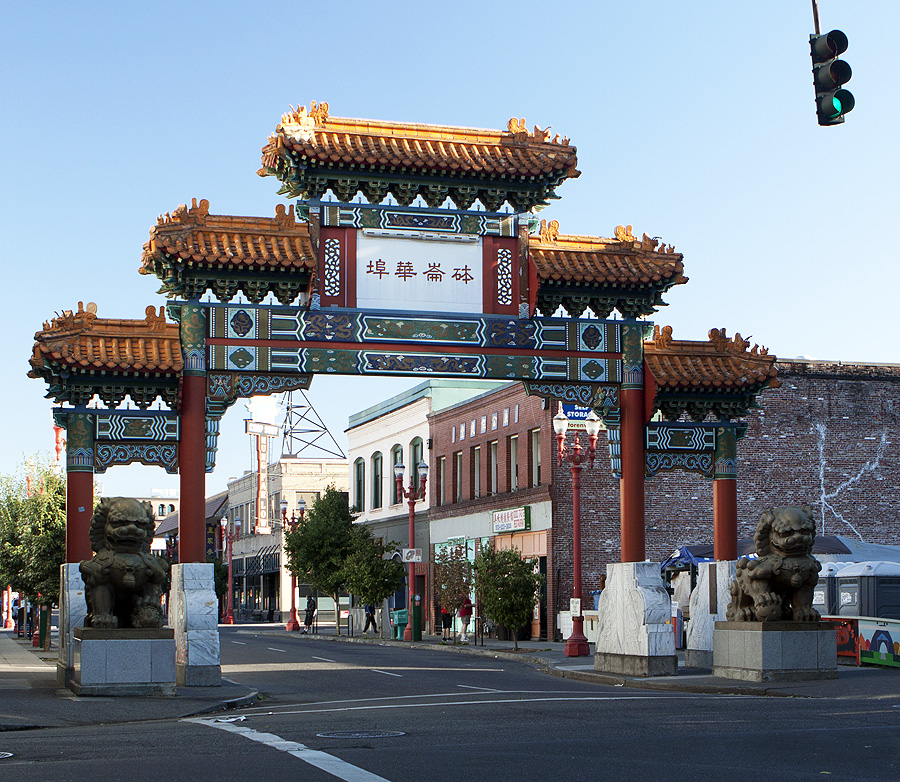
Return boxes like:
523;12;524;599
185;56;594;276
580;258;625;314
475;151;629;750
29;105;780;683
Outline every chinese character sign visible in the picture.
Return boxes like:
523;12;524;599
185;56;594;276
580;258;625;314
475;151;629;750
356;235;483;313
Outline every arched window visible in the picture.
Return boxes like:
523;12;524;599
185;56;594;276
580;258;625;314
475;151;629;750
168;504;176;514
391;444;403;504
353;458;365;512
410;437;424;472
371;452;383;509
158;504;166;517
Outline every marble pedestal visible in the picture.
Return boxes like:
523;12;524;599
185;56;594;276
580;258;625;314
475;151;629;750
594;562;677;677
170;563;221;686
713;621;838;682
57;563;88;687
685;560;736;669
70;627;176;696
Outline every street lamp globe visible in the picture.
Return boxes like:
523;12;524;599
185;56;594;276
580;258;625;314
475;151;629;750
417;461;429;481
552;406;569;437
584;410;602;438
280;498;288;518
393;461;406;481
297;497;307;516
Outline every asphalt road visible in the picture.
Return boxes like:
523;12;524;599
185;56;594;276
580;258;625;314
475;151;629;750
2;627;899;781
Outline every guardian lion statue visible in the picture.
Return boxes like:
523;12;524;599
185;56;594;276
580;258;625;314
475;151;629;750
725;505;821;623
80;497;169;628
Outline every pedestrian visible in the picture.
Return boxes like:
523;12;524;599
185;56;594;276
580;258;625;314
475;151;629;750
441;605;453;641
363;603;377;634
459;596;473;642
303;594;316;634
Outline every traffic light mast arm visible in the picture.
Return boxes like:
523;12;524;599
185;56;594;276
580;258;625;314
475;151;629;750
811;0;820;36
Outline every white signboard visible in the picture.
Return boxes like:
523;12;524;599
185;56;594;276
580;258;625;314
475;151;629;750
570;598;582;616
356;232;483;313
246;420;281;438
561;404;607;432
492;506;531;534
402;548;423;563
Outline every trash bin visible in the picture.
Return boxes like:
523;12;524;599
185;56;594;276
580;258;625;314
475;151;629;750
590;590;603;611
838;561;900;619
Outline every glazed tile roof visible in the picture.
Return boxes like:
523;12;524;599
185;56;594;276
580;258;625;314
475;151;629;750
530;221;687;288
645;326;781;392
29;302;182;377
261;103;580;181
140;199;314;273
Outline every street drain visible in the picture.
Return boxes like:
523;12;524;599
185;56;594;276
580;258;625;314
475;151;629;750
316;731;405;739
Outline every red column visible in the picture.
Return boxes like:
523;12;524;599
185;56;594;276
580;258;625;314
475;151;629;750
179;373;207;563
619;386;646;563
66;471;94;563
713;478;738;561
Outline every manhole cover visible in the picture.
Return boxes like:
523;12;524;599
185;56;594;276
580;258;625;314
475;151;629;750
316;731;405;739
0;752;13;760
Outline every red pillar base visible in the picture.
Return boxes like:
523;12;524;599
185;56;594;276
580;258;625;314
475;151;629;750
403;625;412;641
564;617;591;657
223;615;235;625
285;609;301;632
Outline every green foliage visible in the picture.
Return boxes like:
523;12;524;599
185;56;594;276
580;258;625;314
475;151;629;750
0;459;67;605
207;556;228;600
434;543;473;618
341;526;404;607
284;485;355;632
474;544;544;650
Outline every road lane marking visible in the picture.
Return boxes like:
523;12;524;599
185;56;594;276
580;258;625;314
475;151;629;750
267;647;287;653
371;669;403;677
312;656;336;662
187;718;391;782
457;685;500;692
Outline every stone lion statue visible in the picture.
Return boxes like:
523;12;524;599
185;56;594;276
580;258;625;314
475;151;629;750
80;497;169;629
725;505;822;623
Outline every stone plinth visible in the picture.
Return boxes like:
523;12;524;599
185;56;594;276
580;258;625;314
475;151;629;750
170;563;221;686
713;621;838;682
71;627;176;696
594;562;677;677
57;563;88;687
685;560;736;669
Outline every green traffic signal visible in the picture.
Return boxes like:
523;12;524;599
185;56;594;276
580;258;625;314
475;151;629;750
810;29;854;126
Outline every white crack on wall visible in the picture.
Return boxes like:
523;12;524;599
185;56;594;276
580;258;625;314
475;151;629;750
815;422;888;539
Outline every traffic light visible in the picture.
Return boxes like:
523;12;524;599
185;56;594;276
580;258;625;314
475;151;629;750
810;30;854;126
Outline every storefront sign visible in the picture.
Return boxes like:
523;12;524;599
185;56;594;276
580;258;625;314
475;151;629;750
561;404;606;431
492;506;531;534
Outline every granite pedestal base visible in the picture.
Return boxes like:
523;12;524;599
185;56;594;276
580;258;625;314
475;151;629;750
685;560;736;670
713;621;838;682
70;627;176;696
57;563;88;687
170;563;221;686
594;562;677;678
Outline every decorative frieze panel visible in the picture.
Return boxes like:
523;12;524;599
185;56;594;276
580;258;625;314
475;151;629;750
323;238;342;297
319;204;517;237
95;413;179;441
94;443;178;474
646;423;716;452
645;452;714;479
496;247;513;306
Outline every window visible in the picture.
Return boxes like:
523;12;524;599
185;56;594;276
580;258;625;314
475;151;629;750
436;456;446;506
391;445;403;504
168;504;175;514
158;504;166;517
489;440;498;495
353;458;365;511
509;435;519;492
410;437;424;471
491;413;498;431
530;428;541;487
371;452;383;509
472;445;482;499
480;416;487;434
454;451;463;503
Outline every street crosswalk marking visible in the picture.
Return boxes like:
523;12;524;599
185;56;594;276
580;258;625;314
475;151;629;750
187;717;391;782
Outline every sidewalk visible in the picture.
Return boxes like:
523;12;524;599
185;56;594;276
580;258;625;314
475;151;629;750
0;628;256;731
3;625;899;731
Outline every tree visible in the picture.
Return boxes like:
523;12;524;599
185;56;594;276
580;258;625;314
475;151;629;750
341;526;404;609
474;544;544;651
284;485;354;634
0;459;66;649
433;543;473;641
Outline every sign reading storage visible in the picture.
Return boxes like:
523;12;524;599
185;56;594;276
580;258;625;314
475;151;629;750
492;506;531;534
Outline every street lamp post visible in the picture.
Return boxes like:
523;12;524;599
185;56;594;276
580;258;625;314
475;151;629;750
553;403;602;658
220;517;240;625
280;496;306;631
394;460;428;641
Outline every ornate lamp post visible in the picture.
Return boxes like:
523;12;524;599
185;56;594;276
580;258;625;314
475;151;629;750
553;403;602;657
220;517;240;625
280;496;306;631
394;460;428;641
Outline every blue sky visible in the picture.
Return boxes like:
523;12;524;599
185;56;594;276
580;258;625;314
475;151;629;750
2;2;896;496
